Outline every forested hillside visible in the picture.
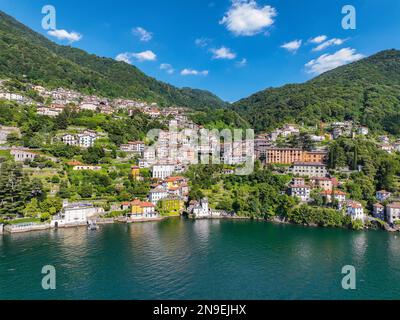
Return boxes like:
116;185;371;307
0;10;228;109
233;50;400;133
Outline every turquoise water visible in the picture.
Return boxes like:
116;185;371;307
0;218;399;300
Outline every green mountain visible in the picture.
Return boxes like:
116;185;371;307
0;10;228;109
233;49;400;134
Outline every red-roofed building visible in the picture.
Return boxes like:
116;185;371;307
131;199;157;219
346;200;365;221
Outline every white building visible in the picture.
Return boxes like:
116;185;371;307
79;103;98;111
61;134;77;146
37;107;62;117
120;141;145;153
289;185;311;202
149;187;169;204
152;164;176;180
73;165;102;171
357;126;369;135
10;147;37;162
346;201;365;221
292;162;327;178
192;198;210;218
50;202;100;228
78;133;97;148
386;203;400;225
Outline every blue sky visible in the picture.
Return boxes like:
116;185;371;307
1;0;400;102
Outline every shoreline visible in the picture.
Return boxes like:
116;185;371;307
1;213;397;236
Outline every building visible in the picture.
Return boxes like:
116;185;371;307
78;133;97;148
158;197;185;216
50;201;99;228
266;148;303;164
380;144;394;154
373;203;385;221
303;151;328;163
120;141;145;153
73;165;102;171
320;190;346;205
192;198;210;218
386;203;400;225
357;126;369;135
61;134;77;146
310;177;338;191
376;190;391;202
130;199;158;220
37;106;62;117
292;162;327;178
346;201;365;221
289;184;311;202
152;164;176;180
292;177;306;186
131;166;141;181
10;147;37;162
149;187;169;204
265;148;327;165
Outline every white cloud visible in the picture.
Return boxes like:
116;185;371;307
195;38;212;47
220;0;277;36
312;38;346;52
115;53;132;64
132;27;153;42
211;46;237;60
160;63;175;74
305;48;364;75
115;50;157;63
181;69;209;76
309;35;327;44
281;40;302;53
47;29;82;42
236;58;247;67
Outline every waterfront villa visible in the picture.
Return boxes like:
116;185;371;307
50;201;100;228
130;199;158;220
386;203;400;226
346;201;365;221
192;198;210;218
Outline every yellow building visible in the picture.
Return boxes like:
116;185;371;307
159;197;184;216
131;166;141;181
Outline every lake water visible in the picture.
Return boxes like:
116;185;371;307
0;218;399;300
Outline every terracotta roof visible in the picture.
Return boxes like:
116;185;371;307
387;202;400;209
320;190;346;196
66;161;83;166
373;203;384;208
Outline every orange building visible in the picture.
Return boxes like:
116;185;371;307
266;148;303;164
266;148;327;165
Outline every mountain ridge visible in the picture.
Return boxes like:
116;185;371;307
232;49;400;133
0;10;228;109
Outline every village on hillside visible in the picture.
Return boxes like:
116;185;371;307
1;80;400;234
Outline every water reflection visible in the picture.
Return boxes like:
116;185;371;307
350;232;368;265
